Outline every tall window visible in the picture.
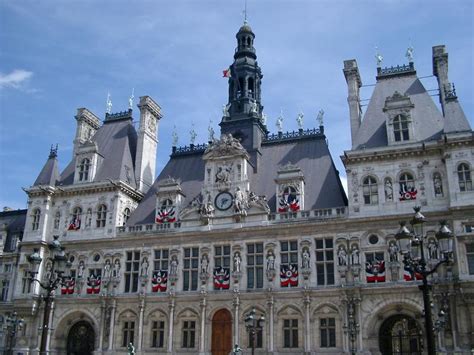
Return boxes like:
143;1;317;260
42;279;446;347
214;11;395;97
154;249;169;272
32;209;41;231
466;244;474;275
280;241;298;267
96;204;107;228
320;318;336;348
123;208;131;225
315;238;334;286
183;248;199;291
399;173;415;195
22;270;32;294
1;280;9;301
151;320;165;348
124;251;140;293
72;207;82;223
181;321;196;348
79;158;91;181
393;115;409;142
458;163;472;192
214;245;231;269
122;321;135;347
247;243;263;289
53;211;61;229
283;319;298;348
362;176;378;205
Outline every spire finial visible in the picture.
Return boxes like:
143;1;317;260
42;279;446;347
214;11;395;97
106;92;112;114
49;144;58;158
375;46;383;67
172;126;178;147
243;0;248;24
128;88;135;110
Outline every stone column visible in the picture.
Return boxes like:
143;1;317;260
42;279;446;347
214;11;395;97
98;297;106;350
107;298;116;351
303;292;311;353
167;296;176;353
266;294;274;352
233;291;240;346
199;295;207;354
137;295;145;351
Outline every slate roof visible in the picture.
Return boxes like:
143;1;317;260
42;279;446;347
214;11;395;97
354;73;446;149
0;209;27;252
58;117;138;187
33;152;60;186
127;134;347;226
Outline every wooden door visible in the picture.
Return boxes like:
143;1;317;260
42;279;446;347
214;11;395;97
211;309;232;355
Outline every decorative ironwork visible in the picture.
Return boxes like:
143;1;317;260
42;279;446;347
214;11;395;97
104;109;132;122
444;83;457;100
172;143;208;156
377;62;415;77
263;127;324;145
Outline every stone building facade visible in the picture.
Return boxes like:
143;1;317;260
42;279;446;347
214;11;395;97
1;22;473;355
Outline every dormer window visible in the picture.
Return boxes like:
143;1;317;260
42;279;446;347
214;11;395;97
32;209;41;231
79;158;91;182
279;186;300;212
96;204;107;228
362;176;378;205
458;163;472;192
393;115;409;142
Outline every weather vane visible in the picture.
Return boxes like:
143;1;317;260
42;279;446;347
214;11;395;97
106;92;112;114
128;88;135;110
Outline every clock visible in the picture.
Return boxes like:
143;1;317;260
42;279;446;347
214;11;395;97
215;192;233;211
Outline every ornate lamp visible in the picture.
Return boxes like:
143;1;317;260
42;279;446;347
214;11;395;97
395;222;412;255
27;248;43;275
436;221;453;259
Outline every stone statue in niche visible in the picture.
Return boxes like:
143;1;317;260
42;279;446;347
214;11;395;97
215;164;232;183
103;259;112;279
78;260;85;279
337;246;348;266
433;174;443;197
170;256;178;276
350;245;360;265
388;242;399;262
112;259;121;278
428;239;438;259
266;251;275;271
234;187;247;215
384;178;393;202
201;254;209;274
233;252;241;273
140;257;149;277
302;248;310;269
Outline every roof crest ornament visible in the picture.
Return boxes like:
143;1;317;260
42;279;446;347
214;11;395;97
128;88;135;110
243;0;248;25
49;144;58;158
276;109;284;132
106;92;112;114
297;111;304;129
406;43;414;63
375;46;383;68
317;109;324;126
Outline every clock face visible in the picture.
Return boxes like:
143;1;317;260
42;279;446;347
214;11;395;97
215;192;233;211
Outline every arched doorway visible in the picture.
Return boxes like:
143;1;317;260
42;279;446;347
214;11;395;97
66;321;95;355
379;315;423;355
211;308;232;355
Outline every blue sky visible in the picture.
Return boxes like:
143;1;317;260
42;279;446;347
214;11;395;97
0;0;472;209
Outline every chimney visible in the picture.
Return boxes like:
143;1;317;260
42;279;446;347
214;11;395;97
343;59;362;148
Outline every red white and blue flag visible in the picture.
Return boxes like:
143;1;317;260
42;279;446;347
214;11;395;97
151;270;168;292
403;265;423;281
278;196;300;213
86;275;101;294
213;267;230;290
223;67;232;78
156;207;176;224
61;277;76;295
280;264;298;287
68;217;81;231
366;260;385;283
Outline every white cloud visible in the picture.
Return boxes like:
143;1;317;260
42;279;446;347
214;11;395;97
0;69;33;89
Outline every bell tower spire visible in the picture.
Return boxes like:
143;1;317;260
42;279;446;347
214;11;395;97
220;21;267;155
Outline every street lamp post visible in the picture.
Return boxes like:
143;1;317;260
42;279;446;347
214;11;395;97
395;207;453;355
3;312;24;355
27;235;71;355
244;308;264;355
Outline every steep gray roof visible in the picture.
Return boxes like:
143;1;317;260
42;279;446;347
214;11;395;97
59;117;137;186
354;74;445;149
127;135;347;226
443;99;472;134
33;153;60;186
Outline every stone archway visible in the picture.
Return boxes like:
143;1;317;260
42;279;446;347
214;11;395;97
379;315;423;355
211;309;232;355
66;320;95;355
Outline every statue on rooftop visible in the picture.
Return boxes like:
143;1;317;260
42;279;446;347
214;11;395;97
406;45;414;63
375;47;383;67
317;109;324;126
297;111;304;129
172;126;178;147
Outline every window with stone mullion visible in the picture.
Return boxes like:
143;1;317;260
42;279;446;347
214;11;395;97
315;238;334;286
247;243;264;289
151;320;165;348
182;321;196;348
466;244;474;275
214;245;231;268
320;317;336;348
283;319;298;348
154;249;169;272
122;321;135;347
124;251;140;293
183;247;199;291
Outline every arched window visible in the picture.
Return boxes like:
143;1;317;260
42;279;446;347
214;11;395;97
393;115;409;142
53;211;61;230
78;158;90;181
123;208;131;226
458;163;472;192
399;173;416;200
68;207;82;231
96;205;107;228
433;172;444;197
32;209;41;231
248;77;254;96
362;176;378;205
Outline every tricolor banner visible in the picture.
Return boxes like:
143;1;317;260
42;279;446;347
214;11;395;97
399;186;417;201
68;218;81;231
213;267;230;290
403;265;423;281
151;270;168;292
366;260;385;283
86;275;101;294
61;277;76;295
156;207;176;224
278;196;300;213
222;67;231;78
280;264;298;287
